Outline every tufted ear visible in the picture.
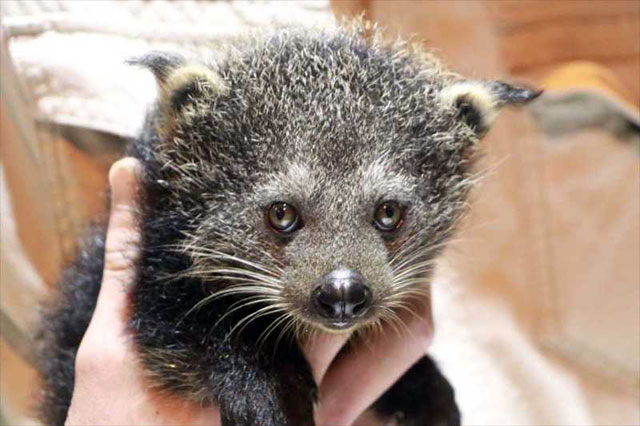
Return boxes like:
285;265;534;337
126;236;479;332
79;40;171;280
441;80;542;137
128;52;228;118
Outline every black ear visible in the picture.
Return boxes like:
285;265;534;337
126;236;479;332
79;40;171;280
128;51;228;114
441;80;542;137
127;51;186;84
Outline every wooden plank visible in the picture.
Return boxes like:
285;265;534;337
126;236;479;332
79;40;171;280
0;338;39;424
0;105;63;286
330;0;371;20
485;0;639;102
500;18;639;72
487;0;639;31
369;0;505;77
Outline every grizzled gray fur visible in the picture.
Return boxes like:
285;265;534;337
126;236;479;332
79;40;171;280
38;23;540;426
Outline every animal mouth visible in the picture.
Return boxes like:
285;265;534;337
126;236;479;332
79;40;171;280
323;319;352;329
316;319;359;333
312;310;377;333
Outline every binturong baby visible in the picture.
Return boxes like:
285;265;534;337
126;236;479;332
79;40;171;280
38;22;540;426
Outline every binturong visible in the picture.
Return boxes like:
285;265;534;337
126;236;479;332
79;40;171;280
38;23;540;426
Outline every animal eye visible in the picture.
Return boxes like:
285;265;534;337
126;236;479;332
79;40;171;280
267;202;301;233
373;201;403;232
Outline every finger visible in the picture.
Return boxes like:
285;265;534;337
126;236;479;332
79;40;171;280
315;299;433;426
92;157;143;324
303;332;350;384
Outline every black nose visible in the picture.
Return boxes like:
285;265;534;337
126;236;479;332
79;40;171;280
312;269;372;321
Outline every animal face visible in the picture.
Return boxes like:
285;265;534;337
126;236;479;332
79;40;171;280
134;27;539;335
260;163;450;333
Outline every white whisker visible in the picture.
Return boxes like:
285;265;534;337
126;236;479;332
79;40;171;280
226;305;285;340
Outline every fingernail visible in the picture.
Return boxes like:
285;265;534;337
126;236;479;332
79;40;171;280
109;158;141;206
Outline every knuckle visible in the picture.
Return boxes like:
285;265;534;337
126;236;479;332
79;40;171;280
110;202;141;218
103;238;140;275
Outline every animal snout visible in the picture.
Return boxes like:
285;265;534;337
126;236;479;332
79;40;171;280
312;268;372;321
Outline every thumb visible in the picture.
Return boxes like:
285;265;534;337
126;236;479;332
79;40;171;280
93;157;143;323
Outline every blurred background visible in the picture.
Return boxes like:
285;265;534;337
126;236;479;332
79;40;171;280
1;1;638;425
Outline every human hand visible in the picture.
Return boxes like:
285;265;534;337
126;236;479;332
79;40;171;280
306;296;433;426
66;158;221;425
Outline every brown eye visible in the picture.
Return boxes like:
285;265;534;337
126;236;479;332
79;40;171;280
373;201;403;231
268;202;301;233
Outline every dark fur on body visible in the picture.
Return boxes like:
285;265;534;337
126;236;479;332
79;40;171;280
39;24;539;426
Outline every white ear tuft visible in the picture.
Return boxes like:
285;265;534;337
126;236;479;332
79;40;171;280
129;52;229;137
440;80;542;137
129;52;228;112
158;65;229;111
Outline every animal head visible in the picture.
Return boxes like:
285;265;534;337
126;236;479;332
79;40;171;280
133;25;540;335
